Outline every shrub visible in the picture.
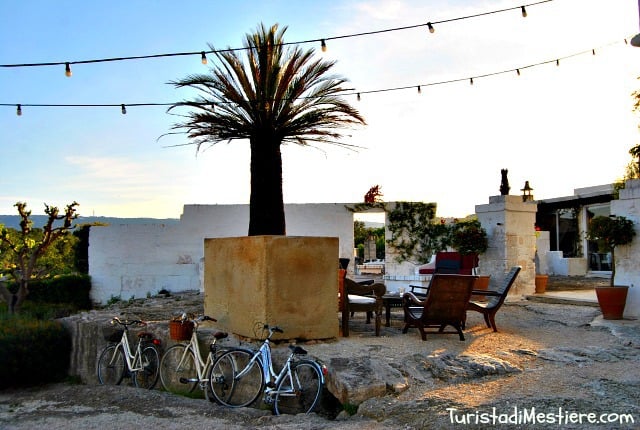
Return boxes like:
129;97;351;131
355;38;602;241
24;274;92;310
0;316;71;388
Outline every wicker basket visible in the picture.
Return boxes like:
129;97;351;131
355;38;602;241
169;320;194;341
102;326;124;342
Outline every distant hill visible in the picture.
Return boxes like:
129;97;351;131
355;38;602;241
0;215;179;230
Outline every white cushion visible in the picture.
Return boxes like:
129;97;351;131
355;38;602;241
348;294;376;305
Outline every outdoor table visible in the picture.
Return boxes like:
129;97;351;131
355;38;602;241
381;293;404;327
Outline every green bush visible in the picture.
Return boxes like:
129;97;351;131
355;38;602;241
0;317;71;388
23;274;92;310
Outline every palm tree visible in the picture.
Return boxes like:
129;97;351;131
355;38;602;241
168;23;365;235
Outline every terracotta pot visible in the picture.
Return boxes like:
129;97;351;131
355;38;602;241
535;275;549;294
595;286;628;320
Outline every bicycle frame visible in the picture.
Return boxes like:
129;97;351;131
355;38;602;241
108;326;145;373
237;328;322;400
177;326;213;384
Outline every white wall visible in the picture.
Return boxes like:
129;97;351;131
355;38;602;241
88;203;355;304
611;179;640;318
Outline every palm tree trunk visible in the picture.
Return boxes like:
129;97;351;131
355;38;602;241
248;137;286;236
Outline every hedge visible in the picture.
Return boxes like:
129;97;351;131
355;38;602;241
0;318;71;388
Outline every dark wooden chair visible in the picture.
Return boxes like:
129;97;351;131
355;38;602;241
340;277;386;337
464;266;521;332
402;274;477;341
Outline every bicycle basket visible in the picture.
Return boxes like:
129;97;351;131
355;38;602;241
102;326;124;342
169;320;194;341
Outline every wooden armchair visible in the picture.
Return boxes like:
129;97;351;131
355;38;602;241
340;277;386;337
465;266;521;332
402;274;476;341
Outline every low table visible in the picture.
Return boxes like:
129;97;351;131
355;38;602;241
381;293;403;327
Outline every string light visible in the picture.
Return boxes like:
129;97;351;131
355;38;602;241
2;37;627;113
521;6;527;18
201;51;207;65
65;62;72;77
321;39;327;52
516;68;521;76
0;1;553;71
592;48;596;55
16;104;21;116
121;104;127;114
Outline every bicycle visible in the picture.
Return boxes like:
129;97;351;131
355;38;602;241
209;325;327;415
97;317;161;389
159;314;229;400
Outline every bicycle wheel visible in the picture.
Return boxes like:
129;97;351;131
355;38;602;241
133;345;160;389
209;349;263;407
97;344;126;385
274;360;323;415
159;344;199;396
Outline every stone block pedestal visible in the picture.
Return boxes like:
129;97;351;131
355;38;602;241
203;236;339;340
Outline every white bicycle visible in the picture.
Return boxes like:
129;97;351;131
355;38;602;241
97;317;161;389
159;314;228;400
209;325;327;415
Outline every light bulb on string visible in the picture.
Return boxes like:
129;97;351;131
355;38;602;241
357;93;361;101
427;22;435;34
470;78;474;85
201;51;207;65
516;68;521;76
521;6;527;18
16;104;22;116
65;62;72;77
556;59;560;66
592;48;596;55
121;104;127;114
417;85;421;94
321;39;327;52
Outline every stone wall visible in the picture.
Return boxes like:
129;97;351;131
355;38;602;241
476;195;537;298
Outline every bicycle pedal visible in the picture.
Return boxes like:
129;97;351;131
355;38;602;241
265;381;276;389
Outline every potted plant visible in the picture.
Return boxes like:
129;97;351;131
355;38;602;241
586;215;636;319
451;220;490;289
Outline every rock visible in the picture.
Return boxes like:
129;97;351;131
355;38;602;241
422;352;522;381
325;356;408;405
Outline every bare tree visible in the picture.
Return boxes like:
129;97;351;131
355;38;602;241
0;201;79;313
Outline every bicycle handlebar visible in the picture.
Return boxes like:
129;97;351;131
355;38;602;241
111;317;146;327
263;325;284;335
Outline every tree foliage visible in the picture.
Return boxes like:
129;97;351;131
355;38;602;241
586;215;635;286
168;23;365;236
0;202;79;313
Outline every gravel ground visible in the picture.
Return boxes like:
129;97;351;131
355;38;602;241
1;285;639;429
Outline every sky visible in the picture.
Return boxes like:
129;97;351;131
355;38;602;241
2;0;640;220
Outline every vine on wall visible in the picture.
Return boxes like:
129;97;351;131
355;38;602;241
386;202;443;264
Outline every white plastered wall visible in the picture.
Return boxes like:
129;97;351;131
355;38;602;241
88;203;355;304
